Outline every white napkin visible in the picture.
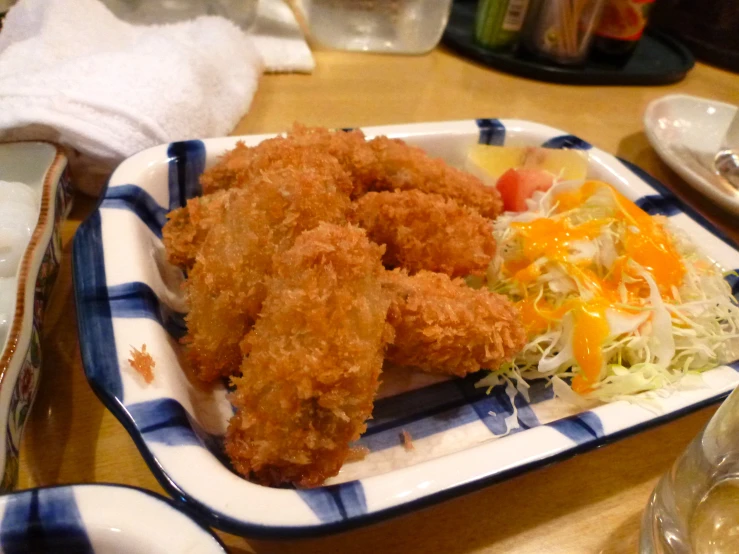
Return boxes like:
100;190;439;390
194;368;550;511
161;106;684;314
0;0;313;195
252;0;315;73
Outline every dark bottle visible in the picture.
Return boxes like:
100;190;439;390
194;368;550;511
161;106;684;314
592;0;656;63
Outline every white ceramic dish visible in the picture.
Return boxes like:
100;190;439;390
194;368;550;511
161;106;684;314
0;142;71;491
73;119;739;538
0;483;226;553
644;93;739;214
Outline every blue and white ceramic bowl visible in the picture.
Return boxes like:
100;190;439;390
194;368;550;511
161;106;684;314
0;143;71;491
0;483;226;553
73;120;739;538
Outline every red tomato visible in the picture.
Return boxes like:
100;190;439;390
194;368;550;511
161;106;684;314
496;168;555;212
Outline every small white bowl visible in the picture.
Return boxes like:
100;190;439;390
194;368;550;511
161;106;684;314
0;483;226;553
0;142;71;491
644;93;739;214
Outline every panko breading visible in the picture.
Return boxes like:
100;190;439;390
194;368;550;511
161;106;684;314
200;126;367;197
383;270;526;377
162;189;231;270
129;344;155;384
184;167;352;382
352;190;497;278
226;223;392;487
199;124;503;217
367;135;503;219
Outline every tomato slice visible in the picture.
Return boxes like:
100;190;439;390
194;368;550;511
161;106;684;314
496;168;555;212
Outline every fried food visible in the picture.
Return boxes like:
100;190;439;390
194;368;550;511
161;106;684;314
383;270;526;377
226;223;391;487
200;124;503;218
200;126;368;197
162;189;231;270
184;166;352;382
352;190;496;278
367;135;503;219
129;344;154;384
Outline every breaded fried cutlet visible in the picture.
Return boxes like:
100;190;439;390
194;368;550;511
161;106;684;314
183;167;352;382
352;190;497;278
200;125;503;218
200;126;369;197
162;189;231;270
382;270;525;377
226;223;392;487
366;135;503;219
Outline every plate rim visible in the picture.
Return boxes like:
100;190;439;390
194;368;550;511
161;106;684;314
0;482;228;552
643;92;739;214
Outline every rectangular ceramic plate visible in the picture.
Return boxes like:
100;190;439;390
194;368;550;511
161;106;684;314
73;120;739;538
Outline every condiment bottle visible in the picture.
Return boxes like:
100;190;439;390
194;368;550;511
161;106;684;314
475;0;531;50
592;0;656;63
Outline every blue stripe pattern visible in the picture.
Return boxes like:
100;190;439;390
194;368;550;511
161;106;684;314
102;185;168;238
548;411;605;442
167;140;206;210
73;210;124;401
461;378;546;435
108;282;187;340
126;398;227;464
359;375;554;451
619;158;736;249
636;194;682;216
541;135;592;150
725;272;739;302
0;488;92;553
476;119;505;145
297;481;367;523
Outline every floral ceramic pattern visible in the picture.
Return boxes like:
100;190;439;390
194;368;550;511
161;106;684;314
0;152;70;492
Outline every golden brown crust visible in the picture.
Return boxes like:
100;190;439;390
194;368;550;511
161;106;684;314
225;223;391;487
162;189;231;270
199;124;503;218
352;190;497;278
183;166;352;382
367;136;503;219
199;126;362;198
383;270;525;377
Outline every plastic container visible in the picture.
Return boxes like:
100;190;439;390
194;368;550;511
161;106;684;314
101;0;259;29
304;0;453;54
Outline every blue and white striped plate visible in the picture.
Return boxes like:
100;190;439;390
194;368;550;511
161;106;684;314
0;484;226;552
72;119;739;538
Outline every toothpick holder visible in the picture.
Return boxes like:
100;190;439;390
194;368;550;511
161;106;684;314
522;0;605;65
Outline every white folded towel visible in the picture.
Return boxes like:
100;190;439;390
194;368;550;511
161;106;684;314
252;0;315;73
0;0;313;195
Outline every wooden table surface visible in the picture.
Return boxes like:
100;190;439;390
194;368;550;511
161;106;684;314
17;47;739;553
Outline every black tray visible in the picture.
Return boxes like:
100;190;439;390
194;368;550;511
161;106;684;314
442;0;695;86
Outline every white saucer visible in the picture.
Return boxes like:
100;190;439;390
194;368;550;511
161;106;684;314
644;94;739;214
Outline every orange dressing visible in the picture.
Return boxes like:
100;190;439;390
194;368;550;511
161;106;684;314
505;181;685;393
571;300;610;393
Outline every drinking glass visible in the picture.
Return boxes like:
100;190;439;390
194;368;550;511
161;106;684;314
302;0;453;54
641;386;739;553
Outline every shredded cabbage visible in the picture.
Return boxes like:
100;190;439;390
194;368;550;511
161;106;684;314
485;180;739;405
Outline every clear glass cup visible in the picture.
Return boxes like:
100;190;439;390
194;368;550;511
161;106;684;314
101;0;259;30
641;386;739;553
522;0;605;65
303;0;453;54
